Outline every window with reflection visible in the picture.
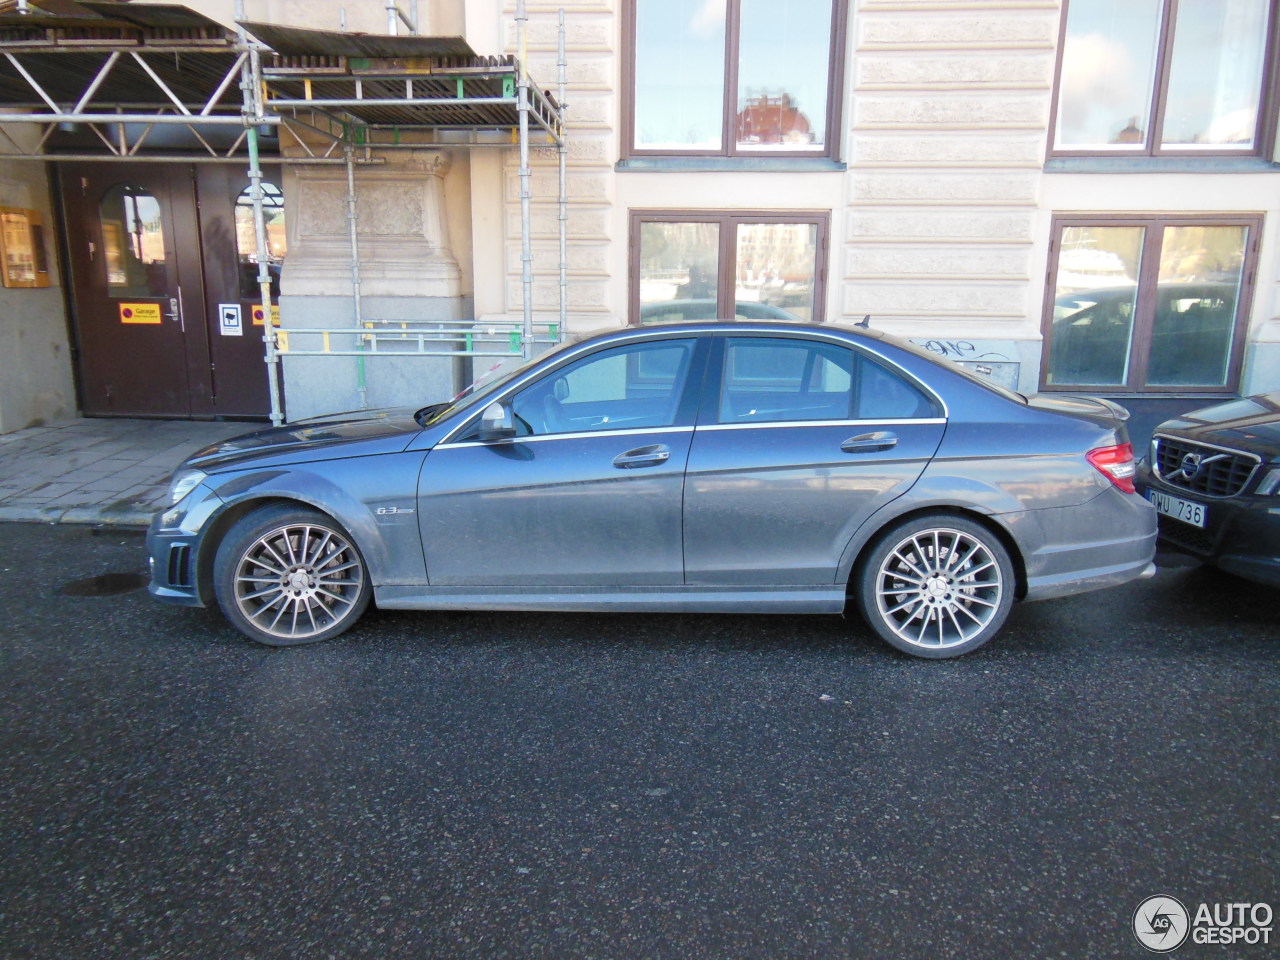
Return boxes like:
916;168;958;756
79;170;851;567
511;339;696;436
1052;0;1275;155
101;184;166;297
634;212;825;324
627;0;842;157
1043;216;1257;393
235;182;287;298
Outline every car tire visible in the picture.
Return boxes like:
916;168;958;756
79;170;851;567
213;504;372;647
855;514;1015;659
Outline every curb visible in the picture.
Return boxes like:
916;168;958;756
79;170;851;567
0;504;153;529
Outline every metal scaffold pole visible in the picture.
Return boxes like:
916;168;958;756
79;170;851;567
244;43;285;426
557;8;567;343
516;0;534;360
345;143;369;409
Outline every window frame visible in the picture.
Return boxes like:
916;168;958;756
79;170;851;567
628;209;830;325
620;0;849;161
1038;213;1262;396
1047;0;1280;159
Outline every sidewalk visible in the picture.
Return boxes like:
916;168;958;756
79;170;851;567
0;418;258;528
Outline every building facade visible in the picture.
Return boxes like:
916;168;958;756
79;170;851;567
0;0;1277;429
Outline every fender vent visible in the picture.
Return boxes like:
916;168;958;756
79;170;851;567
167;544;192;587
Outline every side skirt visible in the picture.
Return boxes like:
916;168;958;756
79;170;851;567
374;584;847;615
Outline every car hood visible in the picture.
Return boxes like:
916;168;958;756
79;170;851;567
1155;393;1280;458
185;407;425;470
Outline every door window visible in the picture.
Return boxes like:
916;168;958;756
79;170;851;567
234;182;287;298
719;337;852;422
718;338;938;423
510;339;696;436
100;184;166;297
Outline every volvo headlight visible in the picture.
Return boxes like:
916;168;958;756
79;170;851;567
168;469;207;505
1256;467;1280;497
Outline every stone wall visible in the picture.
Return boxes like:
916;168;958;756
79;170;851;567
0;151;77;434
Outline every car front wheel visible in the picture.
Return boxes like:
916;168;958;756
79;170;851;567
213;504;372;647
856;514;1014;659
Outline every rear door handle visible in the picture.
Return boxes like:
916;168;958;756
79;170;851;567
613;444;671;469
841;431;898;453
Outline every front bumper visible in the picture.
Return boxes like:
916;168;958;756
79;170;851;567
1136;464;1280;588
146;485;223;607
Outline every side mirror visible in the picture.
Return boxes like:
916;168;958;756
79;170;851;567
476;401;516;441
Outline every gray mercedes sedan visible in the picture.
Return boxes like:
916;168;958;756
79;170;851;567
148;322;1156;658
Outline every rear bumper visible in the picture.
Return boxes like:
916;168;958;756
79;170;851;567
1006;488;1158;601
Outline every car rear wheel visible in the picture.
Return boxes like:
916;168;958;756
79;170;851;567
213;504;371;647
856;514;1014;659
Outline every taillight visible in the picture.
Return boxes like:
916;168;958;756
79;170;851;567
1087;443;1137;494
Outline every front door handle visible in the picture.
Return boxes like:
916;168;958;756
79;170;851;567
613;444;671;469
841;431;898;453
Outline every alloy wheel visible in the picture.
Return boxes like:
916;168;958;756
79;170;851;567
872;526;1005;651
231;521;366;642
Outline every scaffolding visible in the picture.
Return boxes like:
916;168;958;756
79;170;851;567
0;0;567;425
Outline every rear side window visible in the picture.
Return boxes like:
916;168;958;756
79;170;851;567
717;337;938;423
719;338;853;422
855;354;938;420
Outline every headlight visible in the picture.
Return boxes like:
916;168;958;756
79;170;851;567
1257;467;1280;496
168;469;207;505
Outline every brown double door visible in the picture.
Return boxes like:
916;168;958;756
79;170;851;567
59;162;279;419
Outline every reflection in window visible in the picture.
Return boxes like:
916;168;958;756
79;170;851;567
1147;226;1246;386
235;182;286;298
736;0;831;151
101;184;166;297
1047;226;1143;386
638;221;720;322
1053;0;1272;153
634;213;823;324
1054;0;1162;149
512;340;695;435
1044;218;1253;391
736;222;817;321
720;338;852;422
1162;0;1270;148
634;0;726;150
631;0;837;155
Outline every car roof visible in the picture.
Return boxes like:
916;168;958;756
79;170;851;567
576;319;887;344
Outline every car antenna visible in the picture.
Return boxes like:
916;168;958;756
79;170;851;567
856;314;871;328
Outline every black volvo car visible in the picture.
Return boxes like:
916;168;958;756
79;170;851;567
1137;392;1280;587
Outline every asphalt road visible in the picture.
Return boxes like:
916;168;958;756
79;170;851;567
1;522;1277;960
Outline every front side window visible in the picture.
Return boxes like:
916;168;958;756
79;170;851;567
633;212;827;324
1051;0;1275;155
510;339;696;436
627;0;843;157
1042;216;1258;392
